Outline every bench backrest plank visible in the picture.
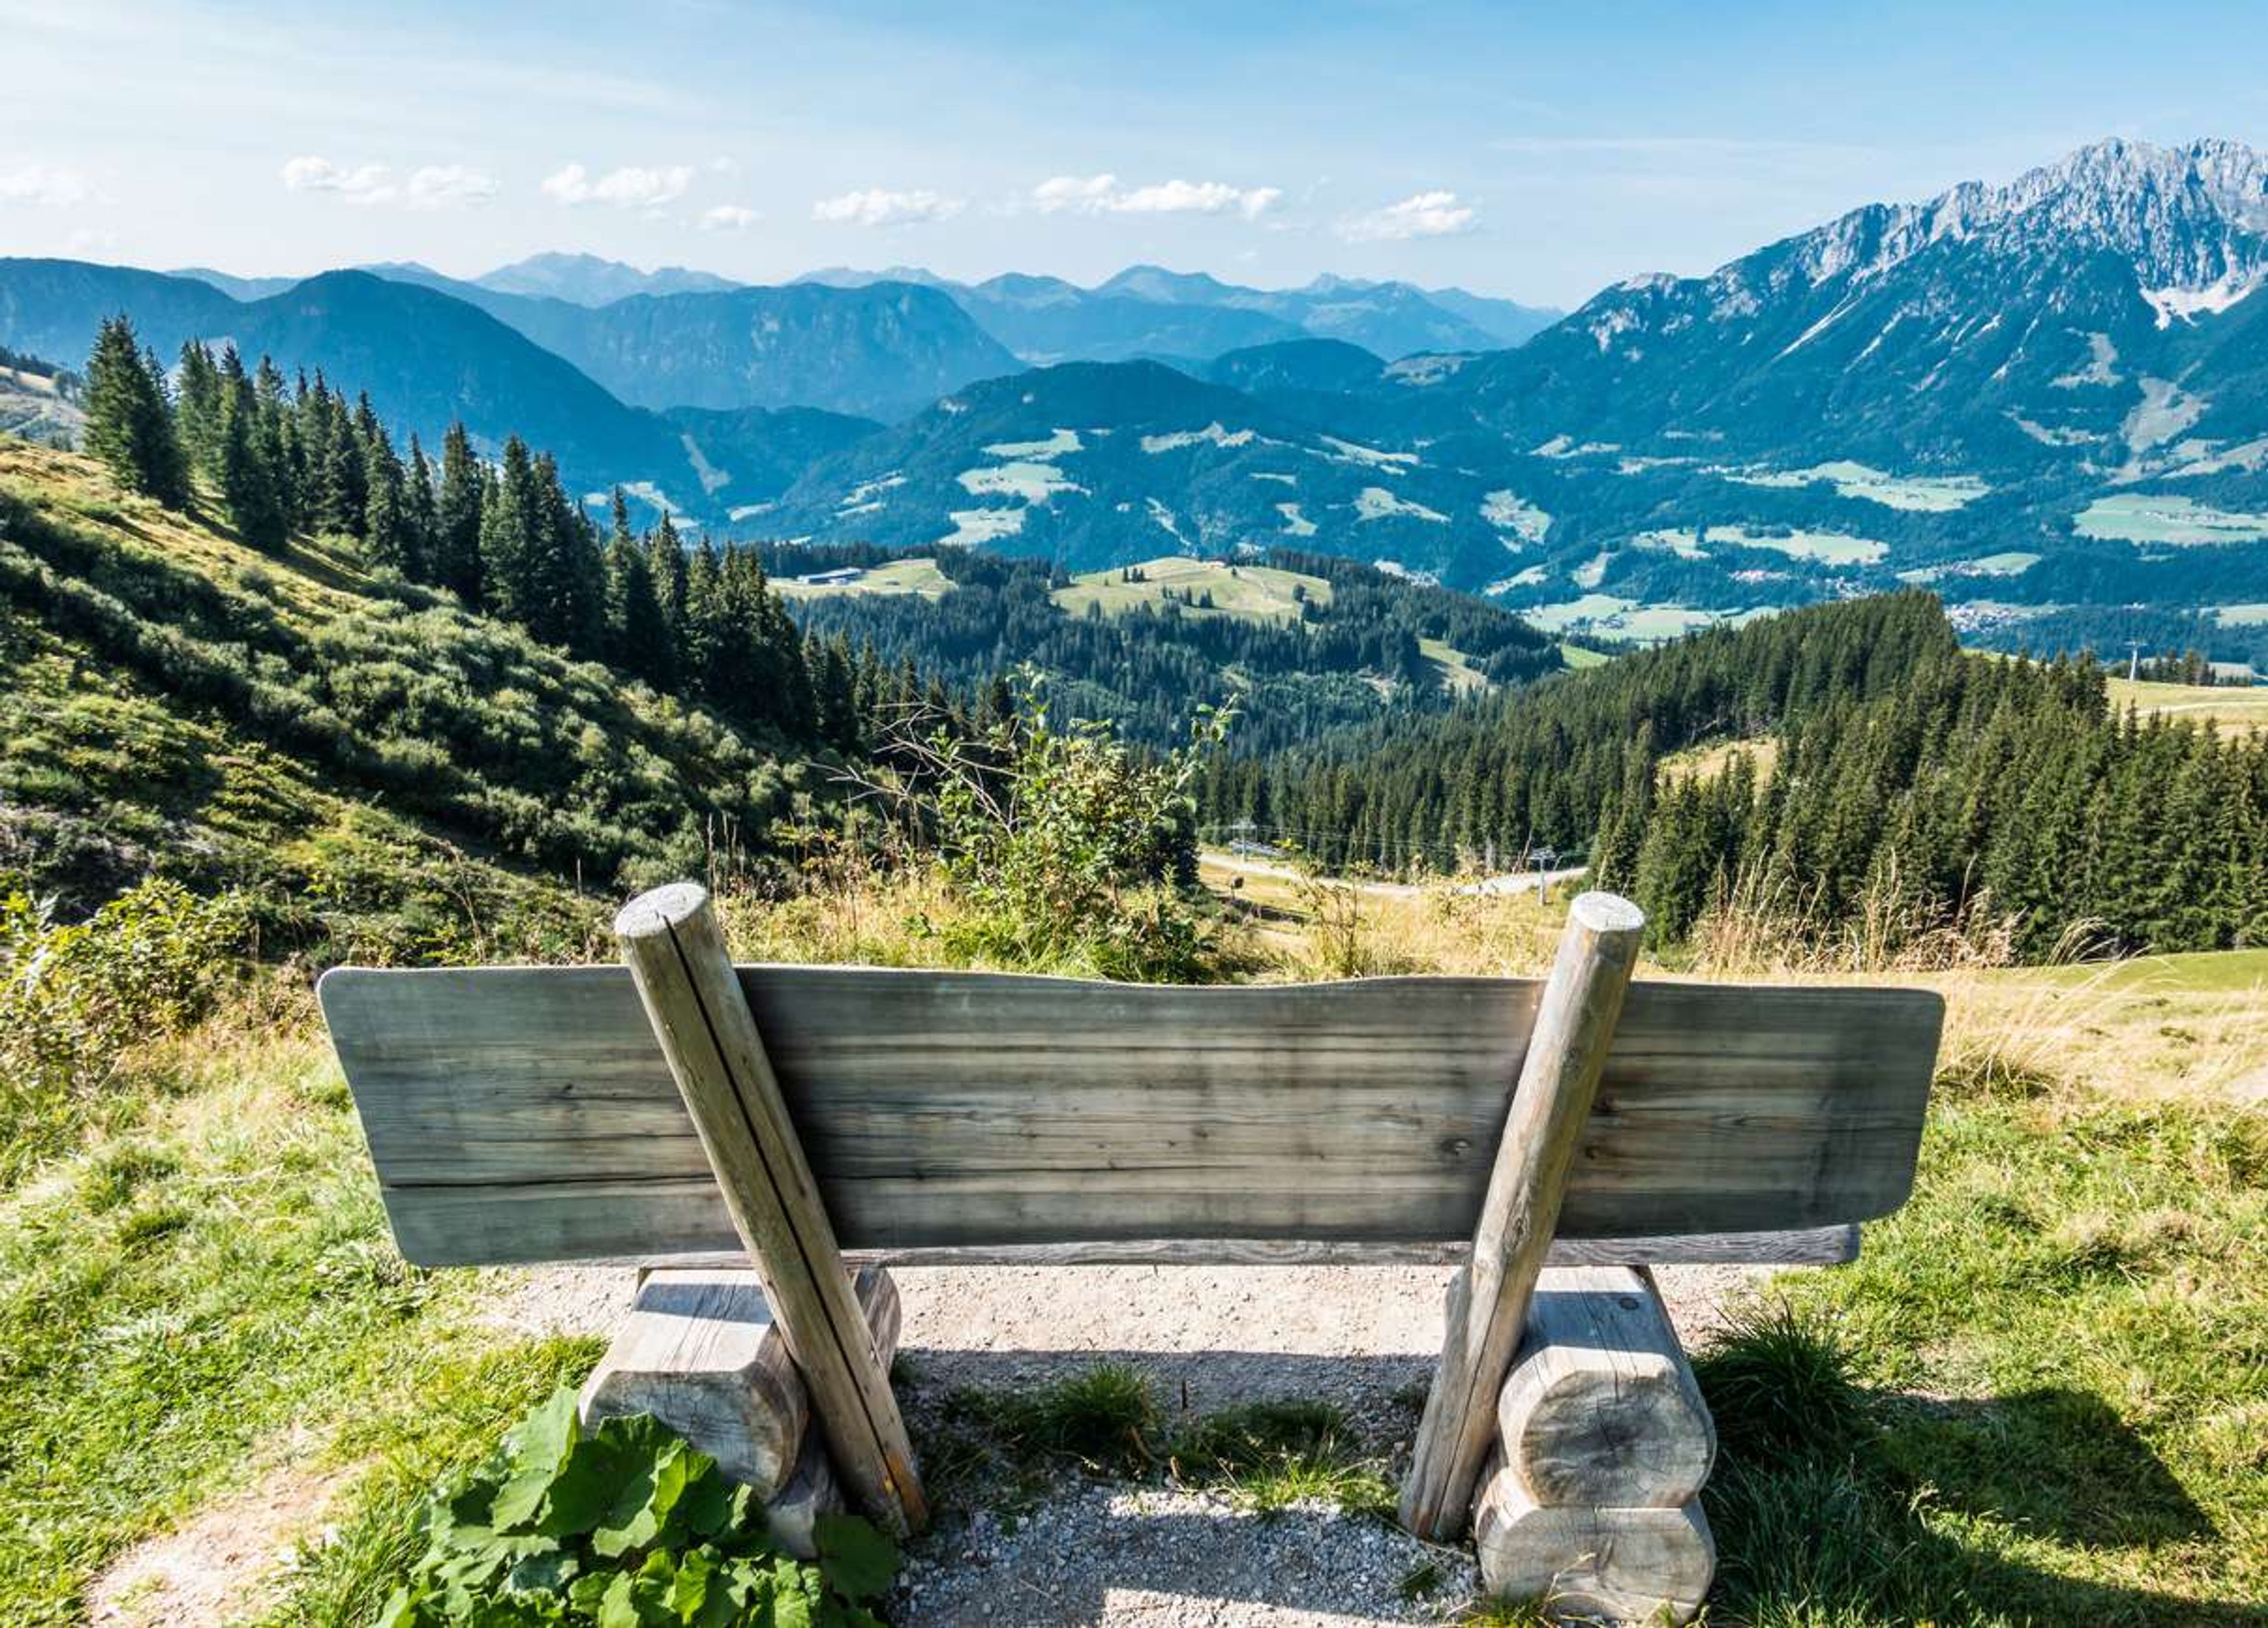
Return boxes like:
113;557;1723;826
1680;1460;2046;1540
317;964;1941;1268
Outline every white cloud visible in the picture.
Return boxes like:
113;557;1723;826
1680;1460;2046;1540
405;164;498;208
0;164;93;207
700;203;761;231
1336;189;1477;243
811;187;966;227
281;155;494;209
281;155;397;204
1030;174;1280;220
542;162;695;208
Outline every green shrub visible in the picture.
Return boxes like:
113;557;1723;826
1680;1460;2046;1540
0;875;246;1182
378;1388;897;1627
1693;1299;1872;1464
887;672;1231;981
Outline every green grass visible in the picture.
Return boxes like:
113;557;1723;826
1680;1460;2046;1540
0;1012;605;1626
2076;492;2268;546
2103;674;2268;733
1684;1081;2268;1624
1168;1400;1395;1518
771;556;953;601
1050;556;1333;624
917;1366;1395;1525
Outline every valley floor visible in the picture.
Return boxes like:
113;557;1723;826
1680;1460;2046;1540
3;877;2263;1627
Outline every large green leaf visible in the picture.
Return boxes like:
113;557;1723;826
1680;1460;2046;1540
813;1515;897;1602
490;1388;583;1532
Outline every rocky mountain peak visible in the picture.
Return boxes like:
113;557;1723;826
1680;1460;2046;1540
1784;136;2268;295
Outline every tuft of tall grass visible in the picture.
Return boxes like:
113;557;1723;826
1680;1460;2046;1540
1168;1399;1394;1517
1695;1300;1872;1465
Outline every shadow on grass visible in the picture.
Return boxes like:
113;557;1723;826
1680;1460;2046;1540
1698;1306;2243;1627
891;1325;2249;1624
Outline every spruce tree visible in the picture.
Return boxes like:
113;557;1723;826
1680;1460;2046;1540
435;422;485;605
478;435;540;624
174;341;226;475
219;369;287;552
82;317;189;507
405;436;440;582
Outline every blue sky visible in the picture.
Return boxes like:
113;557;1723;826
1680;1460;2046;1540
4;0;2264;308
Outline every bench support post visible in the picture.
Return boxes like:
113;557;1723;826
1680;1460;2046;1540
1399;890;1644;1541
616;882;928;1537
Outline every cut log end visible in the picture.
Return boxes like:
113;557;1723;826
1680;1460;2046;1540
579;1268;808;1498
1497;1267;1715;1509
1472;1463;1715;1626
579;1265;901;1503
612;879;711;940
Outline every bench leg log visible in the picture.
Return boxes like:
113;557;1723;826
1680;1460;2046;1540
617;883;927;1536
1472;1469;1715;1626
1472;1265;1717;1624
1497;1266;1714;1509
579;1265;901;1502
1401;892;1647;1540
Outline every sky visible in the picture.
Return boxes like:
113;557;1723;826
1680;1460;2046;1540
4;1;2266;311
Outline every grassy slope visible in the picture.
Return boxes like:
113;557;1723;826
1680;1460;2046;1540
773;556;954;601
1051;555;1335;624
2103;673;2268;734
1051;554;1498;694
0;442;828;957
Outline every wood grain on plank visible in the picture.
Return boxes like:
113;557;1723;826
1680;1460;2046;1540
604;1226;1861;1271
317;961;1940;1265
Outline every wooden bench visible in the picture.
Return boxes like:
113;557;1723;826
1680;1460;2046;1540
319;883;1941;1621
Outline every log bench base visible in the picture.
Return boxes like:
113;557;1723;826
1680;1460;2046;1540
580;1264;900;1557
1473;1474;1715;1625
1470;1266;1718;1624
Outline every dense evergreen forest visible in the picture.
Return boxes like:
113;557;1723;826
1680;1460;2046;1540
774;543;1562;753
71;314;928;761
1205;592;2267;957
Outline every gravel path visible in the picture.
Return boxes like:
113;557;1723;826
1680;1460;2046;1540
486;1259;1767;1626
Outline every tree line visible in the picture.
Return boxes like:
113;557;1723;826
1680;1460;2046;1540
1203;592;2266;957
776;544;1561;754
75;314;934;759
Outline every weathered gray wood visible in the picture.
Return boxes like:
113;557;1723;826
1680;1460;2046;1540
1472;1462;1715;1624
615;885;926;1536
579;1271;808;1496
1403;893;1645;1540
1497;1267;1715;1508
608;1225;1862;1272
316;961;1939;1264
580;1265;901;1498
764;1427;843;1561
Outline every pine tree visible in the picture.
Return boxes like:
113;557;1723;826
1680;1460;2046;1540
405;436;440;580
601;491;666;681
174;341;226;475
478;435;540;624
219;368;287;552
82;317;189;507
435;422;485;605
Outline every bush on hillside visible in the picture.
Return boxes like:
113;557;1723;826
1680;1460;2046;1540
0;875;246;1182
872;673;1231;981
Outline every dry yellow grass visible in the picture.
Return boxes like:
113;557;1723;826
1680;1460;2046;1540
2104;673;2268;733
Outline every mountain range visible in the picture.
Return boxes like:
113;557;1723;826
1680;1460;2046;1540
795;265;1558;363
4;136;2267;665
